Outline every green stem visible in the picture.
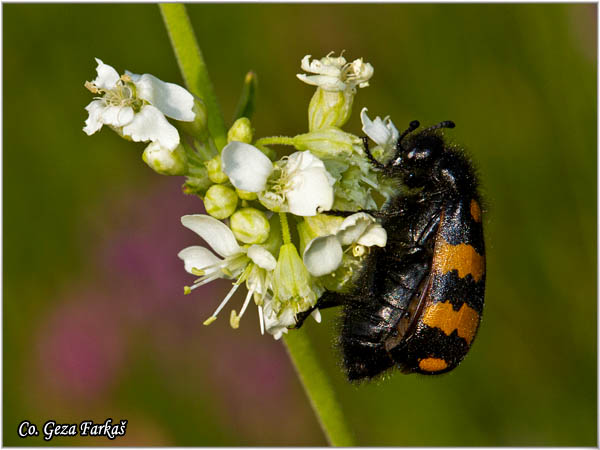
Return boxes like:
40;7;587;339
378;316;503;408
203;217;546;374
279;212;291;245
160;5;354;446
255;136;297;147
159;4;228;150
284;331;356;446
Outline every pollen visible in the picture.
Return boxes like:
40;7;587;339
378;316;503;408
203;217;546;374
230;310;241;329
203;316;217;326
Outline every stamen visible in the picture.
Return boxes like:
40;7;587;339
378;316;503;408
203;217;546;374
203;316;217;326
237;288;254;320
258;305;265;335
84;81;99;94
210;281;242;318
352;244;366;258
184;286;192;295
189;272;221;290
191;267;205;276
230;310;240;329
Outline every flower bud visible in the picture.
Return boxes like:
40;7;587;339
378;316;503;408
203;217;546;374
142;142;188;176
204;184;238;219
308;88;354;131
227;117;254;144
294;127;360;160
205;156;229;184
273;243;317;313
179;98;208;138
230;208;270;244
236;188;258;200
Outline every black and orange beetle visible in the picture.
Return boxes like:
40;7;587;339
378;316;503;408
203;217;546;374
297;120;485;381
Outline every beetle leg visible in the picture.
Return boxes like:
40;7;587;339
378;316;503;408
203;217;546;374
295;292;344;329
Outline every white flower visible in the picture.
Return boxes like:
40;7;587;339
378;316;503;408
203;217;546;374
360;107;399;154
297;53;374;92
303;212;387;277
263;302;296;340
222;142;335;216
83;58;195;151
263;299;322;340
177;214;277;332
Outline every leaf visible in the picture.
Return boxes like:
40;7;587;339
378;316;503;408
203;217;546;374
232;71;258;123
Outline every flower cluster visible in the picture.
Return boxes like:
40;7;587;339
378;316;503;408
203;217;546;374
83;53;397;339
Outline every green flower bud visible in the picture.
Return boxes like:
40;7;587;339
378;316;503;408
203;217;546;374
227;117;254;144
204;184;238;219
308;88;354;131
205;155;229;184
236;188;258;200
179;98;209;138
142;142;188;176
230;207;270;244
273;243;318;313
294;127;360;160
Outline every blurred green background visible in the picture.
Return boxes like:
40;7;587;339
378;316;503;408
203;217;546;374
3;3;596;446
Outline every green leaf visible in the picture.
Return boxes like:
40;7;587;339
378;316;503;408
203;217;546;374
232;71;258;123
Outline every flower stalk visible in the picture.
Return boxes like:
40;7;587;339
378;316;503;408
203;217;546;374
159;3;227;150
284;330;356;446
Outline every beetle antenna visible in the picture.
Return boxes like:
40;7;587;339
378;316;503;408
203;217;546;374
423;120;455;133
395;120;420;151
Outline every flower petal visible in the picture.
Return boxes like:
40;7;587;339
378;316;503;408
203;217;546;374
221;142;273;192
357;223;387;248
286;166;334;216
361;108;398;148
311;308;322;323
303;235;343;277
83;100;106;135
247;245;277;271
286;150;326;172
122;105;180;150
181;214;241;258
131;73;195;122
337;212;375;246
177;245;223;275
296;74;346;91
264;304;296;340
100;105;134;128
92;58;120;90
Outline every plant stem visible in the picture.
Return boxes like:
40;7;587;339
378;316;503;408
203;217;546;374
159;4;228;150
159;5;355;446
284;331;356;446
255;136;297;147
279;212;292;245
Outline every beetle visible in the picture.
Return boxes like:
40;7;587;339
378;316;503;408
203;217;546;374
297;120;485;381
